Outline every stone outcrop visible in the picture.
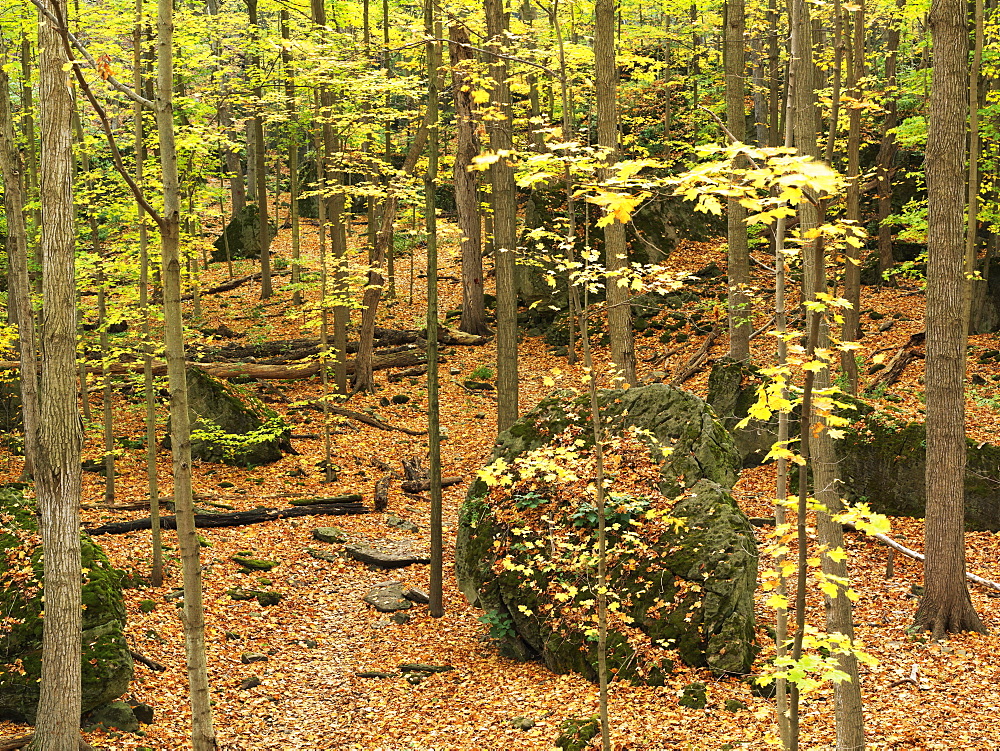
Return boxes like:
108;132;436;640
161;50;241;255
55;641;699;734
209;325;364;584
456;385;758;684
0;488;133;723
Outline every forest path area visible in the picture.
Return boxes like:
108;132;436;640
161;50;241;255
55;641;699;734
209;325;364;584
2;216;1000;750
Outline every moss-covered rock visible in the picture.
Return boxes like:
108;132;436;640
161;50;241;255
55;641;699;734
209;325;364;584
455;385;757;684
211;203;274;263
0;488;133;723
838;410;1000;531
168;367;292;467
707;357;790;468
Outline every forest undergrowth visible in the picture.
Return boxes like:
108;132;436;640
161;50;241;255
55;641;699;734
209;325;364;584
1;214;999;750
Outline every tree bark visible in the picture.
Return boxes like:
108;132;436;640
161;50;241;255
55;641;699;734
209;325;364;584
30;2;83;748
450;24;489;337
248;0;272;300
914;0;986;638
0;57;40;480
155;0;217;745
724;0;751;361
485;0;519;433
596;0;637;385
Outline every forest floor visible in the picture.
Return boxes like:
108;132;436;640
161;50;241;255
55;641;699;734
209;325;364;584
3;215;1000;750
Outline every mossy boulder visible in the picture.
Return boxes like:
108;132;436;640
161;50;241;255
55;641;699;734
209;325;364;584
167;367;292;466
455;385;757;684
211;203;274;263
707;357;789;468
0;488;133;723
838;410;1000;531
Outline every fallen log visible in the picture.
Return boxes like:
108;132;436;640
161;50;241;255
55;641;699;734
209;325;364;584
183;270;290;300
130;649;166;672
306;403;427;436
749;515;1000;593
400;476;465;492
669;325;722;387
865;331;925;393
85;501;369;535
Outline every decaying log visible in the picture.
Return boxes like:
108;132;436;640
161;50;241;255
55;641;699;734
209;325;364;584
865;331;925;393
85;500;369;535
130;649;166;672
400;476;465;492
305;403;426;436
182;270;290;300
388;365;428;382
669;325;722;386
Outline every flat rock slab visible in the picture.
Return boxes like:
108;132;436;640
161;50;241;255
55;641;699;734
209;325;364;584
364;584;413;613
345;542;430;569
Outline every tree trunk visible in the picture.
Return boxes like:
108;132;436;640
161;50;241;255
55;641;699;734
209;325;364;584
875;0;902;281
914;0;986;638
248;0;272;300
155;0;218;745
595;0;637;385
840;1;865;394
424;0;444;620
450;24;489;337
281;11;303;306
0;58;40;481
485;0;519;433
30;2;83;747
725;0;751;361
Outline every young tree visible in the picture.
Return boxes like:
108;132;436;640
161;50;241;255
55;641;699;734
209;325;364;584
724;0;751;361
595;0;637;385
914;0;986;638
485;0;519;433
29;1;84;747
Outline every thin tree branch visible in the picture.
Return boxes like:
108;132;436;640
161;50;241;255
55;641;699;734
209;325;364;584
28;0;154;108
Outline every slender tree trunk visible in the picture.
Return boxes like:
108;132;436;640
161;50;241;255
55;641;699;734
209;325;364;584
485;0;519;433
965;0;985;333
840;1;865;394
914;0;986;639
281;10;303;306
30;2;83;747
596;0;637;385
725;0;751;361
425;0;444;619
0;58;40;481
875;0;902;281
248;0;272;299
135;0;162;587
155;0;217;745
450;24;489;337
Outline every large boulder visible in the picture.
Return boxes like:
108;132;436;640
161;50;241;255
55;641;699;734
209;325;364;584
456;385;757;683
0;487;133;723
168;367;292;466
838;409;1000;532
211;204;274;263
706;359;1000;531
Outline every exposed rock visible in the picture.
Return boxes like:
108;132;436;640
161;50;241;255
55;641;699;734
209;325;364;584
0;488;133;724
312;526;348;544
231;554;279;572
363;584;413;613
554;715;600;751
385;515;419;533
345;542;430;568
510;716;536;731
707;357;787;468
724;698;748;712
227;588;281;607
241;652;269;664
628;194;726;263
456;385;756;685
239;676;262;690
707;361;1000;531
169;366;292;466
838;409;1000;531
127;700;155;725
403;587;430;604
212;203;274;263
82;701;139;733
679;681;708;709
